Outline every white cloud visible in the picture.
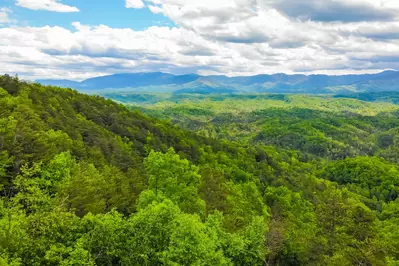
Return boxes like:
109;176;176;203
148;5;163;14
3;0;399;79
126;0;145;9
0;24;226;80
0;7;11;24
264;0;399;22
16;0;79;12
144;0;399;44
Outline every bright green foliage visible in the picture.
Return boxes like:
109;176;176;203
322;157;399;204
379;200;399;263
315;186;385;265
125;199;228;265
224;182;268;231
0;75;399;265
59;162;137;216
144;148;205;215
0;151;13;192
134;93;399;160
264;186;317;265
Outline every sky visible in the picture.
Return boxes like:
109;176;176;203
1;0;399;80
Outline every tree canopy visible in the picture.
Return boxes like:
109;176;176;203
0;75;398;265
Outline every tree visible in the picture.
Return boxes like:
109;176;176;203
144;148;205;215
264;186;317;265
315;186;384;265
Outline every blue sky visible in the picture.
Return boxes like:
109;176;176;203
2;0;174;30
1;0;399;80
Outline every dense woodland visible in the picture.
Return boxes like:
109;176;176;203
1;75;399;265
127;93;399;161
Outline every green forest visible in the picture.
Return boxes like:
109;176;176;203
1;74;399;265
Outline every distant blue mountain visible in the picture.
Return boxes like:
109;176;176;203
36;70;399;94
37;79;81;88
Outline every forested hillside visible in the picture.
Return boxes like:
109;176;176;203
125;93;399;161
1;75;399;265
335;91;399;104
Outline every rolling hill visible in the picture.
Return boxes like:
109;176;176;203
2;74;399;265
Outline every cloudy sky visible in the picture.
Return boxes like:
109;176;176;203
1;0;399;80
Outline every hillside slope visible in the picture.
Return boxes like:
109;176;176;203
1;75;399;265
136;93;399;160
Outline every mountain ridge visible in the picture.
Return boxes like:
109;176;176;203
36;70;399;94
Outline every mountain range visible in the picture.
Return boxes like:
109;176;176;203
37;70;399;94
